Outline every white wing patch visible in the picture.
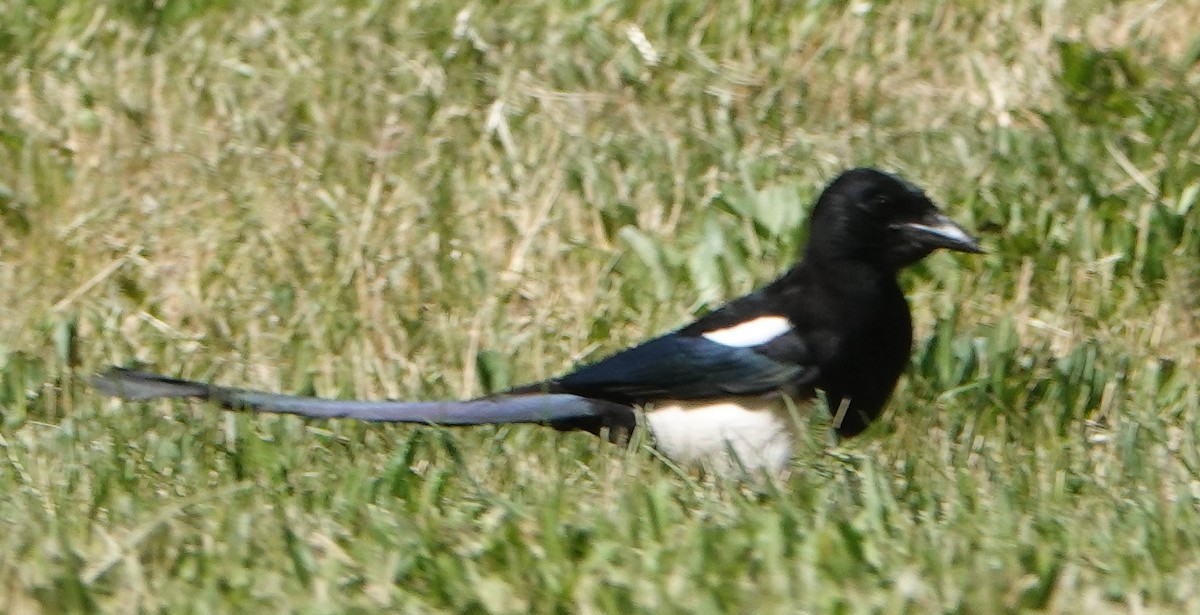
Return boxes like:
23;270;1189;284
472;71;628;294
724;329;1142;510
701;315;792;347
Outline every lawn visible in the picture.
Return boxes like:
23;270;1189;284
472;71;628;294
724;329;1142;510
1;0;1198;612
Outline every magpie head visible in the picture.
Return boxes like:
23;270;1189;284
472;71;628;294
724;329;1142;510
805;168;984;270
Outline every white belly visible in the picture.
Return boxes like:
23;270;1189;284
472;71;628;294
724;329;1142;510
643;396;808;476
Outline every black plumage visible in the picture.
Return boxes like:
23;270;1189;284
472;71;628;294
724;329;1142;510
94;167;982;471
512;168;982;437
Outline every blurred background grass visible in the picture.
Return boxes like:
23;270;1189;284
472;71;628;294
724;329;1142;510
1;0;1198;612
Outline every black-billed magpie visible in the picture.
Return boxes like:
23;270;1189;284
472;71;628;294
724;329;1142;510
94;168;983;474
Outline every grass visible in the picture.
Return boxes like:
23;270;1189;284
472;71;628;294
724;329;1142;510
1;0;1199;612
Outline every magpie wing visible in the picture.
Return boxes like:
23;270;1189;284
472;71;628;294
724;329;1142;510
547;326;816;402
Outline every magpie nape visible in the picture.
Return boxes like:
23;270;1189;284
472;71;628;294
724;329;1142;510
93;168;983;475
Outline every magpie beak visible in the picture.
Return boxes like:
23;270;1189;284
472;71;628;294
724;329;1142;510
895;212;985;254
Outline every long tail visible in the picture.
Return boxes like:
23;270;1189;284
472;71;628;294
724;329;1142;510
92;367;636;440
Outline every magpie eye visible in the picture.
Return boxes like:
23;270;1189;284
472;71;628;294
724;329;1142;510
860;194;892;220
855;194;886;213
